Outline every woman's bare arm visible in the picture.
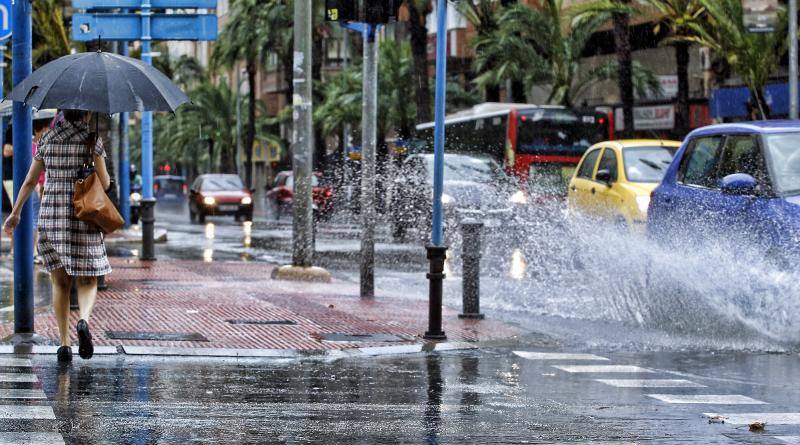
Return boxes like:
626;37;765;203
94;154;111;191
2;160;45;234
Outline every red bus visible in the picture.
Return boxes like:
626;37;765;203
415;103;613;196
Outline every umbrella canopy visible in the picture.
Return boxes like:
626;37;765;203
8;51;190;114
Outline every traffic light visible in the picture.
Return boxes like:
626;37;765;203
325;0;403;24
325;0;357;22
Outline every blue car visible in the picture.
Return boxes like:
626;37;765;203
648;121;800;264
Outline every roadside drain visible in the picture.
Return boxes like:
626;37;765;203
105;331;209;342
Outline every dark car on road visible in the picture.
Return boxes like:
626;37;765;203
189;174;253;223
266;171;334;220
154;175;187;204
648;121;800;266
391;153;516;240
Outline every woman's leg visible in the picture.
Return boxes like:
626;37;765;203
50;268;72;347
75;276;97;322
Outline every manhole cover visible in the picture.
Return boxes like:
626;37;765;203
225;319;297;325
105;331;208;342
319;333;405;342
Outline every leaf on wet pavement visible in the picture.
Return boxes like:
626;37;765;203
748;421;766;432
708;415;727;424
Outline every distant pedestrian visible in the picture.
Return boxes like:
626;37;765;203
2;110;110;363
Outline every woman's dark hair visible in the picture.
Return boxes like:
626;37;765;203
62;109;88;123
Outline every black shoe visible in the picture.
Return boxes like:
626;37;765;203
57;346;72;363
76;319;94;360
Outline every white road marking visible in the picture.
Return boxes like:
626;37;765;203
0;405;55;419
0;358;32;367
649;394;766;404
775;436;800;444
0;388;47;399
0;373;37;383
0;432;63;445
596;379;706;388
513;351;609;361
553;365;653;373
703;413;800;425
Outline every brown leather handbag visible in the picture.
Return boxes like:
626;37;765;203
73;134;124;234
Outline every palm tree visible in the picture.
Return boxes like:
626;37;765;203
403;0;433;124
456;0;502;101
212;0;274;188
32;0;72;68
684;0;788;119
473;1;660;107
572;0;639;135
639;0;705;136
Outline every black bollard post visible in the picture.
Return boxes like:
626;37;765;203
69;281;79;311
459;219;484;319
97;275;107;291
140;197;156;261
424;245;448;340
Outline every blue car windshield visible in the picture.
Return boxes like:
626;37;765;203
764;133;800;195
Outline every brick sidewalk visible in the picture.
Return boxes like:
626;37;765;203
0;258;522;351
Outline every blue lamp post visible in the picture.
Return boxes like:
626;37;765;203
423;0;448;341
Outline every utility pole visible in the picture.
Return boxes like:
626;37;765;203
790;0;798;119
119;38;131;227
10;0;37;341
291;0;314;267
342;31;351;212
139;0;156;261
359;24;378;299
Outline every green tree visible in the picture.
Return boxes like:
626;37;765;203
473;1;659;107
212;0;275;188
404;0;433;124
639;0;705;136
684;0;788;119
572;0;639;135
456;0;502;101
32;0;72;68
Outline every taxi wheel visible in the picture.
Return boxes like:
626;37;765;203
198;211;206;223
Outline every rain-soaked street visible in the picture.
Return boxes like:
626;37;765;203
1;203;799;444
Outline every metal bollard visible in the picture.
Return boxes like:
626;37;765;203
459;219;484;319
140;197;156;261
423;245;448;340
97;275;107;291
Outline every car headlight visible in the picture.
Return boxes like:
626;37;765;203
441;193;454;205
130;192;141;203
241;196;252;205
509;190;527;205
635;195;650;213
203;196;216;206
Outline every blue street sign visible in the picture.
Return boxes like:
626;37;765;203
74;0;216;8
0;0;11;40
72;13;217;41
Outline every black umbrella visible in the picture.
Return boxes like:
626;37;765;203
8;50;189;114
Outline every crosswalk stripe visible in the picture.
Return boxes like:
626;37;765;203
648;394;766;404
0;373;38;383
775;436;800;444
596;379;706;388
703;413;800;425
0;432;64;444
0;405;55;419
513;351;609;361
0;388;47;399
0;358;32;367
553;365;653;373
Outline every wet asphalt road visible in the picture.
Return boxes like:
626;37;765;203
1;347;797;444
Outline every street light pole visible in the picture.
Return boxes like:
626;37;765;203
11;0;35;338
291;0;314;267
139;0;156;261
790;0;798;120
119;38;131;227
424;0;449;340
235;72;247;176
359;24;378;299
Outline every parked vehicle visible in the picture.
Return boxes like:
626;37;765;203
154;175;187;204
568;139;681;231
266;171;333;220
189;174;253;223
391;153;516;240
648;122;800;264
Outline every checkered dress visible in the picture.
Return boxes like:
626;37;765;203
34;120;112;276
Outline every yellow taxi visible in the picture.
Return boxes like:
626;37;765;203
567;139;682;231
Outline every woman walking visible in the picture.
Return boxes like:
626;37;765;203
3;110;110;362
